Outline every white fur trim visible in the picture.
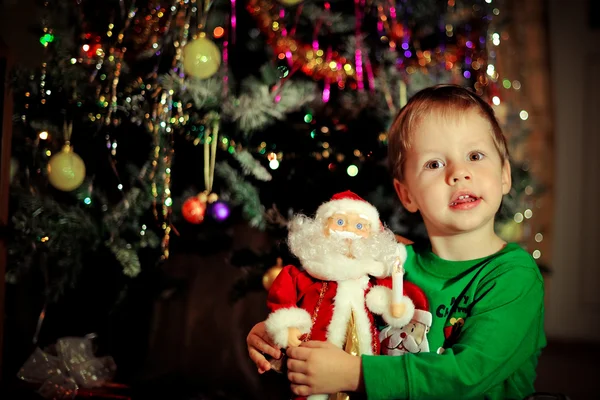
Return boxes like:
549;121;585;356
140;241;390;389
308;395;329;400
326;276;374;355
365;285;390;315
316;198;380;225
413;309;432;327
383;296;415;328
265;307;312;349
365;285;415;328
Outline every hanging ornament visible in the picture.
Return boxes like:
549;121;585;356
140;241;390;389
182;112;222;224
277;0;304;6
202;111;220;204
211;201;230;221
262;257;284;291
183;34;221;79
47;123;86;192
182;195;208;224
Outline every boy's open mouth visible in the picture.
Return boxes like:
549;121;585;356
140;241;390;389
449;193;480;206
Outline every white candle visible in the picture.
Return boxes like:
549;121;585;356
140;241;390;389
392;257;404;304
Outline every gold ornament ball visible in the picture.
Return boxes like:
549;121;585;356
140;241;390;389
262;266;283;291
198;191;209;203
262;258;284;291
47;145;86;191
183;36;221;79
278;0;304;6
207;192;219;204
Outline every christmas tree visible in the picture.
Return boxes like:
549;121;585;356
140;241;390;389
4;0;544;310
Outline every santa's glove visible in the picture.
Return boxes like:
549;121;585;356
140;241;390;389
265;307;312;349
366;285;415;328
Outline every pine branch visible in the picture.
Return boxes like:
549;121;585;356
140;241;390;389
233;150;273;182
216;161;266;229
7;189;100;300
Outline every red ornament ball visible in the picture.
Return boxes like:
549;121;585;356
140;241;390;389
182;196;207;224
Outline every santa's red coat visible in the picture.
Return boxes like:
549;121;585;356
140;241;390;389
266;264;389;356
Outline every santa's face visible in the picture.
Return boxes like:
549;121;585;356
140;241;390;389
287;213;399;281
325;212;372;239
379;321;428;356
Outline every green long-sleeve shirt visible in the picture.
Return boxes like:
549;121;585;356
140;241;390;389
362;242;546;400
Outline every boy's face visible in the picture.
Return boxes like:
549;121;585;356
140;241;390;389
393;108;511;238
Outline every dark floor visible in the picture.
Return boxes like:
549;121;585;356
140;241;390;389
534;339;600;400
1;339;598;400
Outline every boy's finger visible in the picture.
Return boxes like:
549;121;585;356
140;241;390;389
262;343;281;359
286;345;310;361
287;371;309;385
300;340;332;349
260;359;272;372
290;383;311;397
286;358;308;374
248;348;268;366
258;331;278;347
258;360;271;374
249;335;281;359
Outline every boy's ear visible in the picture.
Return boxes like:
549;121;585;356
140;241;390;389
501;160;511;195
393;178;419;213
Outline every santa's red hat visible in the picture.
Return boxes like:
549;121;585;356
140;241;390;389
366;280;432;328
315;190;380;226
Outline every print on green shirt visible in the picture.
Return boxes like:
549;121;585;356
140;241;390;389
436;295;470;350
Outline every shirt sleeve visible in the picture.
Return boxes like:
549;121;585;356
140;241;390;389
362;265;545;400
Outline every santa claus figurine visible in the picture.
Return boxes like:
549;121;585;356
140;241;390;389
265;191;412;399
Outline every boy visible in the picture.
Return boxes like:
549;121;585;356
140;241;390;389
246;84;546;399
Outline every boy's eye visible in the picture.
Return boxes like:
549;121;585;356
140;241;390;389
337;218;345;226
425;159;445;169
356;223;363;230
469;151;485;161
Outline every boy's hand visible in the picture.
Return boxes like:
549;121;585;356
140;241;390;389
286;341;363;396
246;321;282;374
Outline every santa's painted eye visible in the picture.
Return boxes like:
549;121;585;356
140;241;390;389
337;219;344;226
356;223;363;230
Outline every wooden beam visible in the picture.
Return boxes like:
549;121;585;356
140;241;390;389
0;37;14;381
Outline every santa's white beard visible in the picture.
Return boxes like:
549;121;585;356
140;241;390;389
287;215;401;281
328;230;362;240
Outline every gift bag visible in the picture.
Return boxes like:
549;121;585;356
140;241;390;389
17;336;120;400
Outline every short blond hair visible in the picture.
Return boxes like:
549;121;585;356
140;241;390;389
388;84;509;181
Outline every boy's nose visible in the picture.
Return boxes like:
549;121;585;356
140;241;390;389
452;173;471;182
448;164;471;184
